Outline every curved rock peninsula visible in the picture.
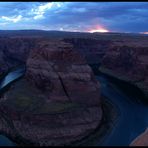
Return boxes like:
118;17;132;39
0;38;102;146
0;31;148;146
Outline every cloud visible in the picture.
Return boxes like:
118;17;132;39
1;15;22;23
33;14;44;20
30;2;63;20
31;2;53;19
0;2;148;33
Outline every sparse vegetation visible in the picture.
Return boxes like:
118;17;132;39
33;102;82;114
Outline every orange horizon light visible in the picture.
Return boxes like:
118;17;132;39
89;29;109;33
89;26;109;33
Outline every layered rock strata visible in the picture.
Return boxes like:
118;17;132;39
0;39;102;146
100;46;148;99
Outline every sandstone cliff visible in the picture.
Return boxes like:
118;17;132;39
130;128;148;146
0;37;37;76
63;38;113;65
0;39;102;146
100;46;148;99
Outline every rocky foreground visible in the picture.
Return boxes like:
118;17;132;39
0;38;102;146
130;128;148;146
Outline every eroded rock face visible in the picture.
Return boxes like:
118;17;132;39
63;38;113;64
0;37;37;76
100;46;148;98
0;39;102;146
130;128;148;146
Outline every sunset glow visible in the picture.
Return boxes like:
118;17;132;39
0;2;148;33
89;29;109;33
142;32;148;34
89;26;109;33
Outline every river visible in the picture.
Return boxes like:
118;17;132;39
0;68;147;146
0;67;26;146
96;75;148;146
0;67;26;89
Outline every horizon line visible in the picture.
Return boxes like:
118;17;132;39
0;29;147;35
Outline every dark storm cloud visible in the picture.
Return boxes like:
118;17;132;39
0;2;148;33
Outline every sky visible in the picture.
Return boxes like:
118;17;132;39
0;2;148;34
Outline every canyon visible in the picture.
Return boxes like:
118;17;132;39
0;36;102;146
0;30;148;146
100;45;148;100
